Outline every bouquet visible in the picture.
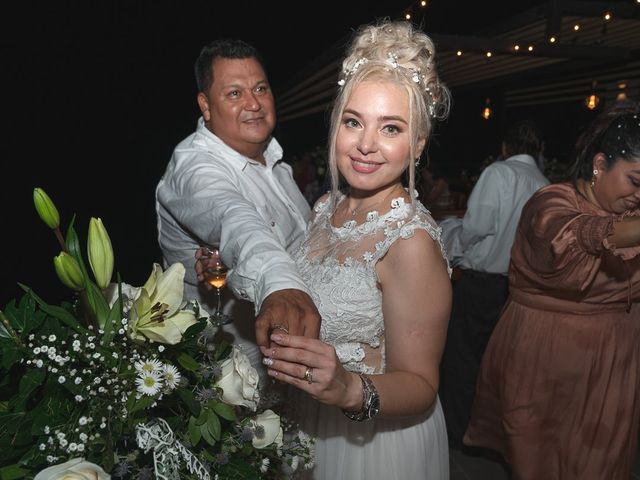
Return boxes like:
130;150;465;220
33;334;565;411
0;188;314;479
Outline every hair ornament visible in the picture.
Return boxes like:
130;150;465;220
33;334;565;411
337;51;441;118
386;52;399;69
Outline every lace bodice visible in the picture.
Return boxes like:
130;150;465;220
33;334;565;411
292;192;450;374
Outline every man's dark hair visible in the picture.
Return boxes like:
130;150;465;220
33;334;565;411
194;38;267;93
503;120;542;158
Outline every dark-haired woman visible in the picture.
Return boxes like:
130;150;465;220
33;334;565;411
465;101;640;479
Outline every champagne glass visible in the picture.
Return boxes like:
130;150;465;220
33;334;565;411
198;244;232;326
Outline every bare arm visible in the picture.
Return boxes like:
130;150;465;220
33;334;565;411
261;230;452;417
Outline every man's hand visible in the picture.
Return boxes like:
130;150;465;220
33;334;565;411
255;289;321;348
195;246;217;290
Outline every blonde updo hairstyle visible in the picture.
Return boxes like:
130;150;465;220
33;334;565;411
328;20;450;206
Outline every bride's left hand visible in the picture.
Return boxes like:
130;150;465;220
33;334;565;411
260;332;360;410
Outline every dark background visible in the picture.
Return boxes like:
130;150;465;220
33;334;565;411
1;0;596;308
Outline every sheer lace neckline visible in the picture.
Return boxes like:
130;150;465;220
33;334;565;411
330;192;411;231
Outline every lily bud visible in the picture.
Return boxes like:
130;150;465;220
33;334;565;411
53;252;84;291
88;217;114;289
33;188;60;229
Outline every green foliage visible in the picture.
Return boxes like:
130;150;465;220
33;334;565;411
0;189;315;479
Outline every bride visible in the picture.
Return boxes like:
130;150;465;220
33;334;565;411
260;20;452;479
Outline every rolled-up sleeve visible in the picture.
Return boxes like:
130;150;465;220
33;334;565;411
157;147;310;313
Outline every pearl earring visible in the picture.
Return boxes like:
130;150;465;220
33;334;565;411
590;169;598;188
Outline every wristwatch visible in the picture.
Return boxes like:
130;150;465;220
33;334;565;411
342;374;380;422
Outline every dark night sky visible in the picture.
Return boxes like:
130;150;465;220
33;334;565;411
2;0;567;307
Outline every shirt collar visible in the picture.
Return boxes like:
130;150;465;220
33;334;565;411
196;117;283;169
505;153;537;165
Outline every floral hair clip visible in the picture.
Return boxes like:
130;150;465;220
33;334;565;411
338;57;369;86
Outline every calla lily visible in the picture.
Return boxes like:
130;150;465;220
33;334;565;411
88;217;114;289
33;187;60;229
53;252;84;291
127;262;197;345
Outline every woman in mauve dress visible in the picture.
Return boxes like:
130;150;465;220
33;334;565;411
464;100;640;480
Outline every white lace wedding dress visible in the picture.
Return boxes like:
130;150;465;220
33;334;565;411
290;192;450;480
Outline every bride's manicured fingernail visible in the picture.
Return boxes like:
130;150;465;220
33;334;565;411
263;357;274;366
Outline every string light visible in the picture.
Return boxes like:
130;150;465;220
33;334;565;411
585;81;600;110
549;36;557;43
573;24;580;31
604;12;611;21
420;0;427;6
617;82;628;102
514;44;520;51
405;13;411;20
527;45;534;52
486;51;492;58
456;50;463;56
482;98;492;120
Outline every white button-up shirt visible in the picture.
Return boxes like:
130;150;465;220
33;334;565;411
455;154;550;274
155;118;311;315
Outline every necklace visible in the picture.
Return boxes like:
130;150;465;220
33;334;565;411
348;185;401;217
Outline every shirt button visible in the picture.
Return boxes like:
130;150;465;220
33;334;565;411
271;221;276;227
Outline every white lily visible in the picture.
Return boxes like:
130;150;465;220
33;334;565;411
127;262;197;345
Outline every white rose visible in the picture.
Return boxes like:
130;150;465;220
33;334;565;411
250;409;284;449
34;458;110;480
215;347;260;410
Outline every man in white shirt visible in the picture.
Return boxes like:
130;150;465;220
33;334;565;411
439;120;550;449
155;39;320;375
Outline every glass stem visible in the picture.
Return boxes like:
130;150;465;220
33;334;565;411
215;288;222;314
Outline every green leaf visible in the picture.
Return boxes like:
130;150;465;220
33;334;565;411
176;353;200;372
206;409;221;441
0;340;20;370
65;219;90;280
212;401;236;422
187;416;201;446
195;410;208;426
176;388;200;417
17;285;87;335
0;320;10;340
83;282;110;329
181;320;206;341
199;421;216;446
0;463;30;480
13;369;46;411
129;394;156;414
